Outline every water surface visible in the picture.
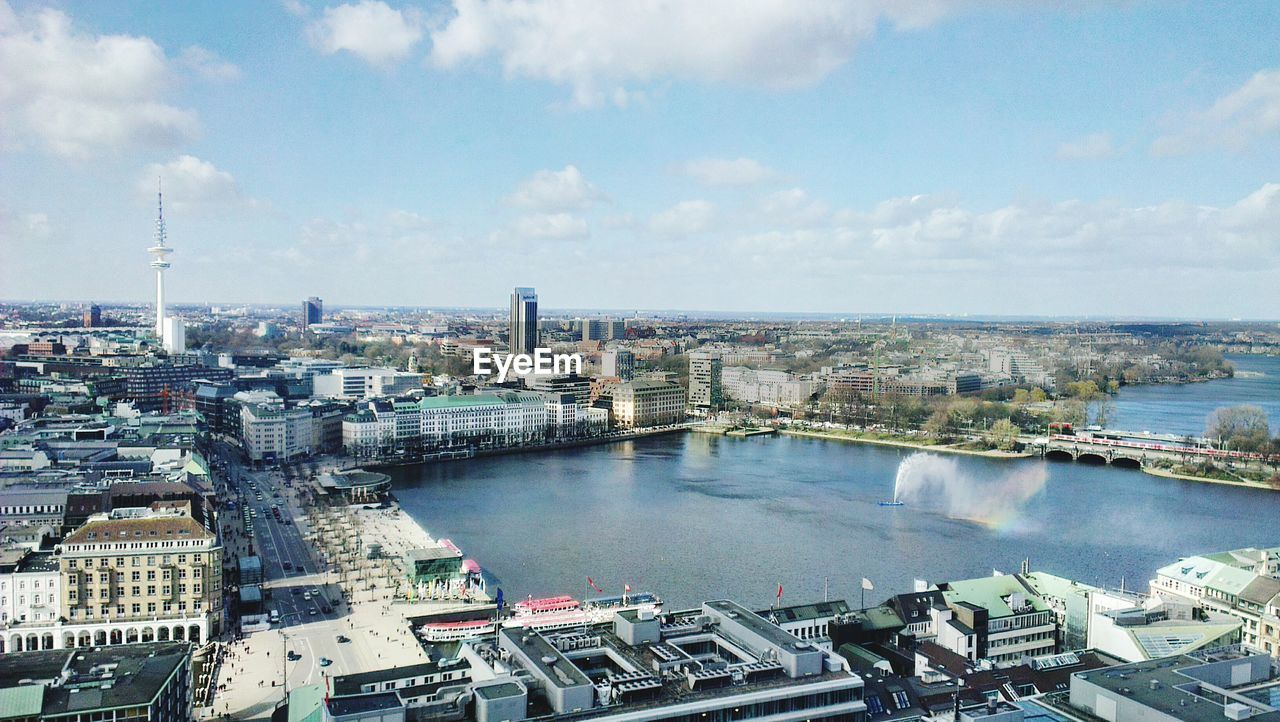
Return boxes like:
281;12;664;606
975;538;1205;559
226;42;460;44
389;433;1280;609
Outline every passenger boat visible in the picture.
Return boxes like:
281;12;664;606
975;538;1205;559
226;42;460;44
501;592;663;631
418;618;497;642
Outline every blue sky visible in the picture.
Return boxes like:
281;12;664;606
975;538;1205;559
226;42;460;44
2;0;1279;317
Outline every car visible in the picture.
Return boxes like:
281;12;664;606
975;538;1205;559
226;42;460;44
283;519;293;525
321;605;332;614
309;609;318;616
319;657;332;667
291;588;301;595
310;588;320;596
336;635;350;643
303;592;311;600
287;651;301;661
283;562;293;570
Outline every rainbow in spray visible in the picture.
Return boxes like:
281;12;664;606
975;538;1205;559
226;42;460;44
890;452;1047;531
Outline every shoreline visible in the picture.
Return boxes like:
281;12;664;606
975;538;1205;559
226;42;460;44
366;426;689;469
1141;464;1279;492
778;428;1033;459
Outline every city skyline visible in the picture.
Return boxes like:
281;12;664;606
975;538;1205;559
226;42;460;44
3;1;1280;317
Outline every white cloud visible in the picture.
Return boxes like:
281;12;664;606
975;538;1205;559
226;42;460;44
729;184;1280;276
287;210;452;267
759;188;829;226
427;0;952;106
1153;69;1280;156
0;3;203;157
140;155;258;212
1056;133;1115;160
506;165;605;211
179;45;240;82
281;0;311;18
512;212;590;240
650;200;716;236
682;157;775;186
308;0;423;66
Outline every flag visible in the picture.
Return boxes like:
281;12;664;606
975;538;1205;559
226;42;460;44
861;577;874;591
777;583;783;600
588;577;602;593
624;583;631;593
495;588;504;610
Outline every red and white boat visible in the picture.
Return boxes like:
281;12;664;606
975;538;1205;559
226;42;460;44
502;592;662;631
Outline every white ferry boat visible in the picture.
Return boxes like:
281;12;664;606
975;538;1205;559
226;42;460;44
419;618;497;643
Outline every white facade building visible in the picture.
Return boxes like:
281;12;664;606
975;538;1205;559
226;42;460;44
0;550;60;627
312;367;424;400
721;367;818;408
240;403;314;463
161;316;185;354
343;392;558;454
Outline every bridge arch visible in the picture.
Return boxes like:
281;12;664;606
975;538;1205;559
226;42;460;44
1077;452;1108;465
1111;456;1142;469
1045;449;1074;462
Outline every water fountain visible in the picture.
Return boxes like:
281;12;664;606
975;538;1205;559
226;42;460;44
886;452;1048;528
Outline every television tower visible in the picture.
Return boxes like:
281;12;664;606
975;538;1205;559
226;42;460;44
148;179;172;341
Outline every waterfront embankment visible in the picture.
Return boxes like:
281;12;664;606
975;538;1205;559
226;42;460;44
1141;464;1279;492
779;428;1032;459
366;425;690;469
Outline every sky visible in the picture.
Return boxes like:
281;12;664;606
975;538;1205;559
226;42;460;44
2;1;1279;318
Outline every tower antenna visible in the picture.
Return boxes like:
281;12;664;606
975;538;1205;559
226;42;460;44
149;176;173;341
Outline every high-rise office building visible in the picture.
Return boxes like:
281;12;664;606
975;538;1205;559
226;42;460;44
162;317;186;354
509;287;538;355
688;352;723;409
602;349;634;380
581;318;625;341
83;304;101;328
302;297;323;329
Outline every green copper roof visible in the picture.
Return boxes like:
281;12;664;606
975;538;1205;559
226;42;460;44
0;685;44;718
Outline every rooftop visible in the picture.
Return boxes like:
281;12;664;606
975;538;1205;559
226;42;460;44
0;642;191;716
1073;646;1280;722
326;691;404;717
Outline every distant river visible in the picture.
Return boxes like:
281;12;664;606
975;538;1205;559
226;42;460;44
1112;354;1280;436
388;432;1280;610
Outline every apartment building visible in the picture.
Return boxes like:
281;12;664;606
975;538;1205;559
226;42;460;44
0;548;60;631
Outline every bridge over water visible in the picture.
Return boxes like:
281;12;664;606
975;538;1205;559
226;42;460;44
1028;433;1265;468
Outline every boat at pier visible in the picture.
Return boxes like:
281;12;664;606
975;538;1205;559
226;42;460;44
501;592;663;631
419;618;497;642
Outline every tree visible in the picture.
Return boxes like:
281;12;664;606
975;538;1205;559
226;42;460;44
1206;405;1270;452
923;408;951;439
988;419;1020;451
1066;380;1103;401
